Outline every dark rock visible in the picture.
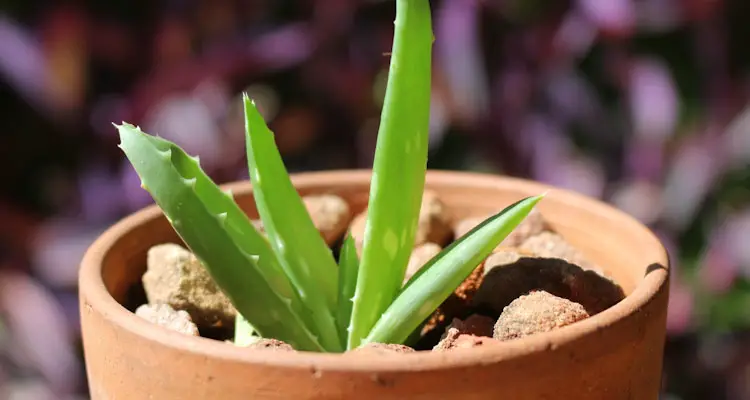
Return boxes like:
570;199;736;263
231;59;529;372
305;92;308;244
473;255;624;316
446;314;496;337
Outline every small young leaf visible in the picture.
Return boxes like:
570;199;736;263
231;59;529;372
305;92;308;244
364;195;544;345
117;123;324;351
336;235;360;348
244;96;342;352
348;0;433;350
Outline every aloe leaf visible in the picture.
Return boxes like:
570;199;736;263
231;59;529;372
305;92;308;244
117;123;323;351
347;0;433;349
243;96;342;352
234;313;260;347
336;235;360;348
364;195;544;345
136;130;323;341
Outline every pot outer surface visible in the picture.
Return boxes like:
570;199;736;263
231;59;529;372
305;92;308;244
79;170;669;400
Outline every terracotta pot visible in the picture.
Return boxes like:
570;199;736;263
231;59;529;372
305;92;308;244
79;170;669;399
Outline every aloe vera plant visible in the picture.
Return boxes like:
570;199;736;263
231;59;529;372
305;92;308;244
116;0;543;352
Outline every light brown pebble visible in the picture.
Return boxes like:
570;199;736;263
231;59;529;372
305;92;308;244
493;291;589;341
433;327;498;351
302;194;352;245
453;208;549;250
251;195;351;246
482;248;534;275
415;190;453;246
404;243;442;284
135;303;199;336
142;243;236;329
519;231;598;271
348;211;367;255
349;190;453;254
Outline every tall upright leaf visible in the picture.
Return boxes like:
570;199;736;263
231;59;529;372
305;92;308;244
347;0;434;349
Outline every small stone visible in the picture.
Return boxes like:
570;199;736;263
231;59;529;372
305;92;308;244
433;327;498;351
453;218;480;240
352;342;415;355
493;291;589;341
453;208;549;249
415;190;453;247
348;211;367;254
135;303;199;336
519;232;597;271
142;243;236;329
404;243;442;283
245;338;295;351
447;314;496;337
349;190;453;254
303;194;352;245
482;249;533;275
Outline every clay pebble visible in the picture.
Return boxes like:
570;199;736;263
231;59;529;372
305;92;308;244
142;243;236;329
493;291;589;341
135;303;199;336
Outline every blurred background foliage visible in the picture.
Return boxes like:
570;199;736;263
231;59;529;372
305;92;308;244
0;0;748;398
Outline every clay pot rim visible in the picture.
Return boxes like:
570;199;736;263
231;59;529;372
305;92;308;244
79;169;668;372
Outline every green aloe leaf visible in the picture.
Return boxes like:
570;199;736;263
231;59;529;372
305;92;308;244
347;0;433;349
336;235;360;348
243;96;342;352
364;195;544;345
117;123;323;351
